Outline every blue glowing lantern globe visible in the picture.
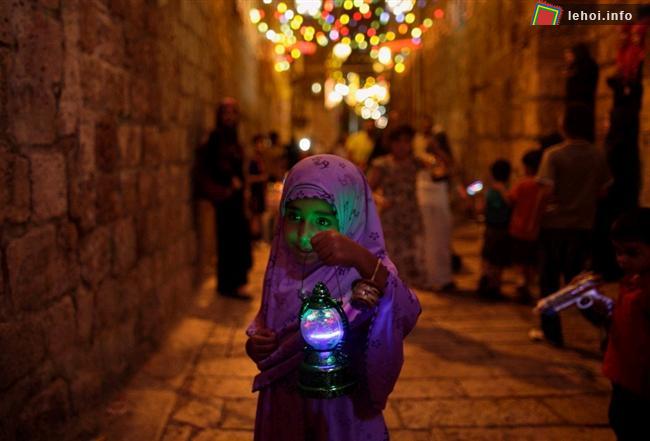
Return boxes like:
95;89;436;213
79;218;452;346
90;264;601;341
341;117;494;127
298;282;356;398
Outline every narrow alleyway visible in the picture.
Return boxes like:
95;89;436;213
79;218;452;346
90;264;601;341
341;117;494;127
88;223;614;441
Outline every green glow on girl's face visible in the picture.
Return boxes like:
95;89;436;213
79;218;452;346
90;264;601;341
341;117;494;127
284;198;339;263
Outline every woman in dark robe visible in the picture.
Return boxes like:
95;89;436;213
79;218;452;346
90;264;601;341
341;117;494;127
195;98;253;299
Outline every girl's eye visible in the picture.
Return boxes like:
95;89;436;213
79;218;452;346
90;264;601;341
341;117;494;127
317;217;332;227
288;212;302;222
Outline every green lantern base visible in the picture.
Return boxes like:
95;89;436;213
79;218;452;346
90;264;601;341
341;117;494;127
298;351;357;399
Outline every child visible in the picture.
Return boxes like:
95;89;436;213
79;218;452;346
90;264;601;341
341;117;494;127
507;149;545;302
603;208;650;440
246;154;421;441
478;159;512;298
367;124;426;288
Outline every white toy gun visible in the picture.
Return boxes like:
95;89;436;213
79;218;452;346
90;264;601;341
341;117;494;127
534;272;614;328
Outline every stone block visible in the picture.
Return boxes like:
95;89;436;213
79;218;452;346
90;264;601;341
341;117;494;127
75;285;94;344
96;173;124;224
70;370;103;413
39;0;60;10
95;119;119;173
136;209;160;256
0;318;45;389
120;171;139;215
79;1;109;56
135;288;162;343
0;1;12;46
104;68;128;115
77;118;96;179
189;376;251;400
542;395;610;425
43;295;77;357
95;321;133;376
118;269;141;320
0;145;31;223
125;34;156;76
179;62;196;95
69;174;97;232
80;226;111;288
16;378;71;440
96;389;176;441
142;125;162;166
8;5;63;145
58;0;82;137
95;277;120;330
118;124;142;168
80;55;105;110
134;256;154;295
137;170;157;209
0;361;56;437
112;217;137;275
220;399;257;430
10;4;63;84
395;398;563;429
28;150;68;221
161;425;192;441
8;78;58;146
130;76;156;120
172;397;224;429
6;225;74;310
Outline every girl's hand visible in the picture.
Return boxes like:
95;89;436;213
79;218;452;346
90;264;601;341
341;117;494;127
312;230;389;289
310;230;366;268
246;329;278;363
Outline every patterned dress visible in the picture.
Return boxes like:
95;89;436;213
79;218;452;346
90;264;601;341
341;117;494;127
370;155;425;287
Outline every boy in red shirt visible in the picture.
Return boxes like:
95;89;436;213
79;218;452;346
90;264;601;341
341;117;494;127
603;208;650;440
508;149;545;303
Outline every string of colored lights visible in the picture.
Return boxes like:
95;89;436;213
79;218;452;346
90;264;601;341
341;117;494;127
249;0;445;73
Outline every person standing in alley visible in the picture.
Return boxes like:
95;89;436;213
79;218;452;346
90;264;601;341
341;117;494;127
367;124;426;287
195;98;252;300
249;134;268;241
564;43;599;142
536;103;611;345
414;126;456;292
477;159;512;299
266;131;288;182
346;119;377;171
507;149;545;303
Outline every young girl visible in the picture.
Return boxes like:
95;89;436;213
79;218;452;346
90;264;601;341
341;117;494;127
367;124;426;287
246;154;421;441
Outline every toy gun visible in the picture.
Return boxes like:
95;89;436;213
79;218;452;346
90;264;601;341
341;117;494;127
534;273;614;328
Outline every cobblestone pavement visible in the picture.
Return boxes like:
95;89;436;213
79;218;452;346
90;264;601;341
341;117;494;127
93;223;615;441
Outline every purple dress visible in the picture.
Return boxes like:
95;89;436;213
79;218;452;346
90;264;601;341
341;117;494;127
247;154;421;441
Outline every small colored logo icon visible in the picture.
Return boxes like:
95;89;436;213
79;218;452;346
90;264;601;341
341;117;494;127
531;2;563;25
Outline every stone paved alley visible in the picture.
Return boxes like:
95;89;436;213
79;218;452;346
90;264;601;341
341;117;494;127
80;223;615;441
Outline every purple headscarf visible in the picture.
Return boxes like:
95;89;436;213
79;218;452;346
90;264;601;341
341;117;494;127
248;155;420;438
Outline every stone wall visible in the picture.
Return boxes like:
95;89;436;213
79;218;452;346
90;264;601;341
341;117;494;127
0;0;289;438
392;0;650;204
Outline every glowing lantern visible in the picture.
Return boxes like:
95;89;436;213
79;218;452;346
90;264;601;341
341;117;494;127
298;282;356;398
